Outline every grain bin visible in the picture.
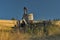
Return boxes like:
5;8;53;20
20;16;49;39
28;13;34;21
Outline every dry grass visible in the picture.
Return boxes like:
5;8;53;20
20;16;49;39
0;30;32;40
0;26;60;40
0;21;60;40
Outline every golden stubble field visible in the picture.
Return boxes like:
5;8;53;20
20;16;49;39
0;30;32;40
0;25;60;40
0;20;60;40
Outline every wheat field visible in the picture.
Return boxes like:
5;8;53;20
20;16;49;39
0;29;32;40
0;20;60;40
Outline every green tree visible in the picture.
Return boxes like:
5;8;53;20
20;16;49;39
11;17;16;20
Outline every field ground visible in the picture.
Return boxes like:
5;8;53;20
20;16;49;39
0;30;60;40
0;26;60;40
0;30;32;40
0;21;60;40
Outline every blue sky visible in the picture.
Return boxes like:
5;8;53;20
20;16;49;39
0;0;60;20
